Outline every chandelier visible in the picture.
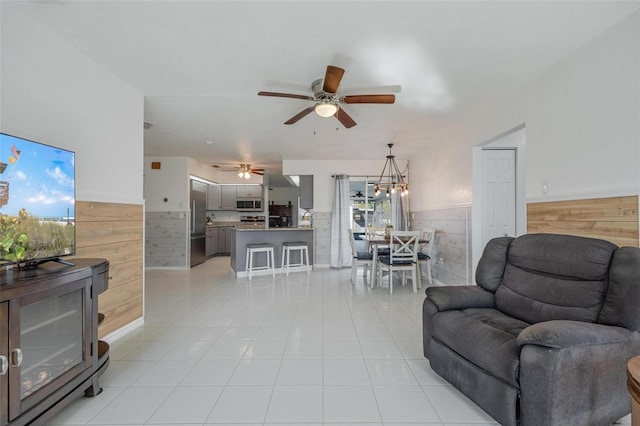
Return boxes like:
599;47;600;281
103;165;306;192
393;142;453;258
238;164;251;179
374;143;409;197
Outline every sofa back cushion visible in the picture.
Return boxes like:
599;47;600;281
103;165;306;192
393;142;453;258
495;234;617;324
598;246;640;332
476;237;514;293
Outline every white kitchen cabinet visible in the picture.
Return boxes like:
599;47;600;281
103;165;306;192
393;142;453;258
206;226;218;257
205;225;233;255
300;175;313;209
236;185;262;198
217;226;233;254
220;186;237;210
207;184;221;210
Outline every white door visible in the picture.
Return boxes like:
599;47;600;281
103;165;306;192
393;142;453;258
481;149;516;249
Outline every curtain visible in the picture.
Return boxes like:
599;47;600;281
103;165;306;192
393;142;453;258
391;191;409;231
330;174;352;268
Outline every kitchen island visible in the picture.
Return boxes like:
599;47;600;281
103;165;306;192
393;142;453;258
231;228;314;276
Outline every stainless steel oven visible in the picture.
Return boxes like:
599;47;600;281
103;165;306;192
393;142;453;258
239;215;265;229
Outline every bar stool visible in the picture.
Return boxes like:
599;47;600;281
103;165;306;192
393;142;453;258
281;241;311;276
245;243;275;280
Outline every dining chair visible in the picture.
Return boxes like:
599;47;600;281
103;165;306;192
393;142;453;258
348;229;373;283
366;226;390;255
376;230;421;294
417;228;436;285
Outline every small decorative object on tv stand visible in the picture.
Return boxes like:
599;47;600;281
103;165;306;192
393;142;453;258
0;258;110;425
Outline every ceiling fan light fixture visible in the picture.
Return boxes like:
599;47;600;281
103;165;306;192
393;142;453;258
314;101;338;118
239;164;252;179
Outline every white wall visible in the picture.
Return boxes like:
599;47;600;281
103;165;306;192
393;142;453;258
409;126;472;211
187;157;222;184
519;11;639;202
283;159;408;211
144;156;267;212
409;11;640;213
188;158;265;186
144;156;190;212
1;7;144;204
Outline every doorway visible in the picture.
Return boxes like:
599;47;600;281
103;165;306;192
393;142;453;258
472;126;526;280
481;149;516;246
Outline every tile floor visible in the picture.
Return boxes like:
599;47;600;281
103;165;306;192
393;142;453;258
49;257;632;425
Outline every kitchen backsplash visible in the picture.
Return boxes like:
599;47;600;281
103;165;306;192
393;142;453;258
206;210;254;222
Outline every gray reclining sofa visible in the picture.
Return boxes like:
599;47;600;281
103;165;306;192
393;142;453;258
423;233;640;426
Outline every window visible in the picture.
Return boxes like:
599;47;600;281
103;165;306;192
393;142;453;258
349;179;392;251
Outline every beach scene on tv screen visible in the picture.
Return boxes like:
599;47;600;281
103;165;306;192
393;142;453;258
0;134;75;264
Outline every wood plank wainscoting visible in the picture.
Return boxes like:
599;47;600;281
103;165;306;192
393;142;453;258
527;196;639;247
72;201;144;338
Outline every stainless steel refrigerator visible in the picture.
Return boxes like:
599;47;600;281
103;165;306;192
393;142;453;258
190;180;207;267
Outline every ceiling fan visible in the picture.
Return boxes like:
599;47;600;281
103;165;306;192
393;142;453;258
212;163;265;179
258;65;395;128
238;164;264;179
351;191;366;198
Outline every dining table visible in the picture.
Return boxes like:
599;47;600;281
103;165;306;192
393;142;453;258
359;233;429;290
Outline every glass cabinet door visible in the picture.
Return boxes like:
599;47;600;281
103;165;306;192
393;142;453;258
19;286;85;399
9;278;91;419
0;302;8;425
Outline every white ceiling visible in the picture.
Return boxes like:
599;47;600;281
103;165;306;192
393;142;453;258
9;1;640;186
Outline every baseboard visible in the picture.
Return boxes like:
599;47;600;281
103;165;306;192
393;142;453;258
102;317;144;343
236;265;314;278
431;279;472;287
145;266;188;271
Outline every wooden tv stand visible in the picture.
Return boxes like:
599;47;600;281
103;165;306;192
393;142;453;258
0;258;110;425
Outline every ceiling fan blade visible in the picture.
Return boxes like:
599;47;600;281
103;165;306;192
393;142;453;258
334;108;357;128
258;91;314;101
341;85;402;95
323;65;345;93
342;94;395;104
252;171;264;175
284;106;315;125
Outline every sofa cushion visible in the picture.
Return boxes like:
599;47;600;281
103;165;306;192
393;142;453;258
476;237;513;293
426;286;495;311
598;246;640;332
432;308;530;387
495;234;616;324
507;234;616;280
355;251;374;260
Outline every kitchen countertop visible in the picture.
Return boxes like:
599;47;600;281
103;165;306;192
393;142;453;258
231;226;315;273
235;227;313;232
207;221;239;227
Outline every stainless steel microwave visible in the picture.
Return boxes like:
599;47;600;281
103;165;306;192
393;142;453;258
236;198;262;211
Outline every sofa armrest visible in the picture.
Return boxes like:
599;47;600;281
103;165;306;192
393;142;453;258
425;285;495;312
518;322;640;425
517;320;632;348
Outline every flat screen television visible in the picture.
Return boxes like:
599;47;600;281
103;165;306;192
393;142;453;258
0;133;75;267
